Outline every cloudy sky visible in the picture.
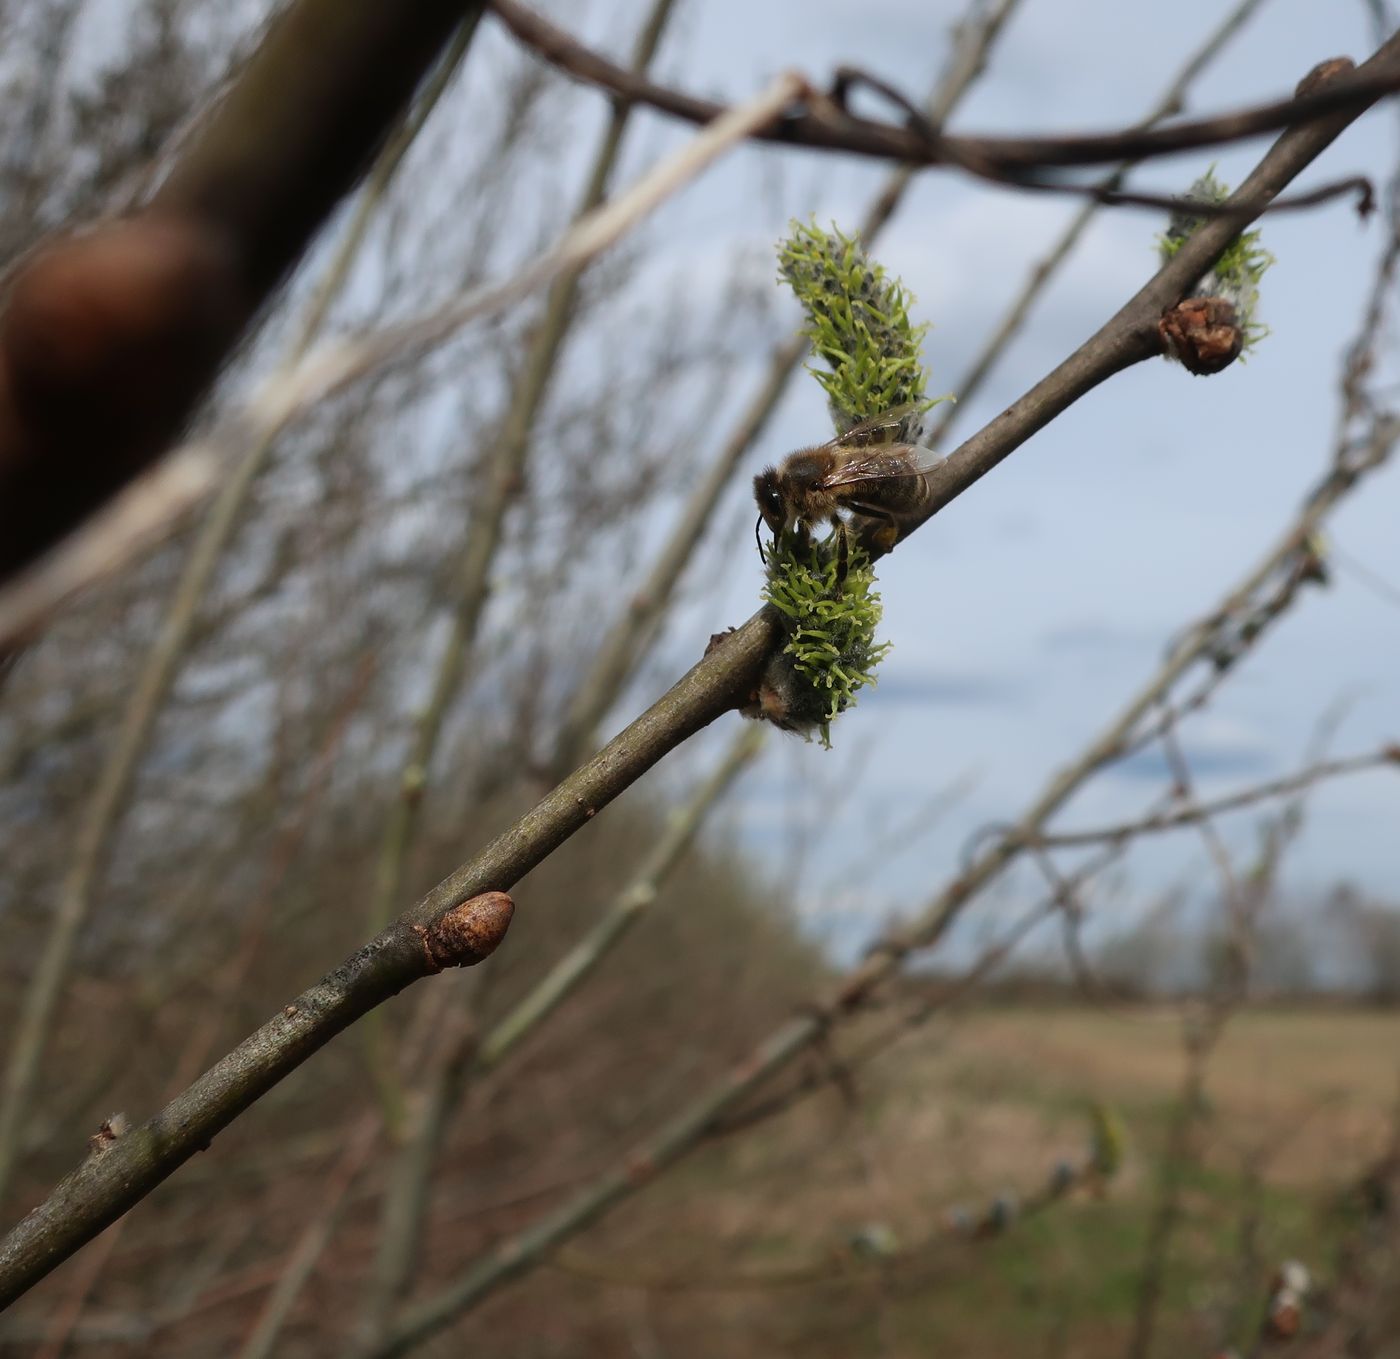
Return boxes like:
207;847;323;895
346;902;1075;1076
407;1;1400;963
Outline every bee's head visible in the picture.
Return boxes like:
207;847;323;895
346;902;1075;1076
753;467;786;537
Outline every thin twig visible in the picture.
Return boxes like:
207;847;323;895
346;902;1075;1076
546;1148;1095;1294
1035;749;1395;848
489;0;1400;175
926;0;1276;447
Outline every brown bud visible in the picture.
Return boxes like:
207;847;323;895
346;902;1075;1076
88;1112;129;1156
1295;57;1355;98
0;212;246;576
705;627;737;657
1;214;242;437
1158;297;1243;375
1265;1291;1303;1339
413;891;514;971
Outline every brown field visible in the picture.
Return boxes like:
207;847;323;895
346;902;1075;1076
545;1005;1399;1359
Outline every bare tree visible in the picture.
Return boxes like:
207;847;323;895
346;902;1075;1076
1;3;1398;1356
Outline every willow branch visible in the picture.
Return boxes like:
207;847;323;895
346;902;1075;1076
1033;749;1397;848
897;44;1399;541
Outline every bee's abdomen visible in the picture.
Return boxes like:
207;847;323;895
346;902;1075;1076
881;473;933;512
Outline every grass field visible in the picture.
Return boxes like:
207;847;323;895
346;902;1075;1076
566;1005;1399;1358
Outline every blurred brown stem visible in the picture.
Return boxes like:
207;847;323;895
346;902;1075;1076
1125;805;1304;1359
0;0;485;580
34;656;374;1359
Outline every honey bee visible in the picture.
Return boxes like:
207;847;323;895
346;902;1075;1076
753;403;942;573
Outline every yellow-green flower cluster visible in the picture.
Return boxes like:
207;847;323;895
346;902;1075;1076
777;219;940;433
760;534;892;749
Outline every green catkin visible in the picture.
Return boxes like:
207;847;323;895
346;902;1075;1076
754;221;946;746
777;219;945;433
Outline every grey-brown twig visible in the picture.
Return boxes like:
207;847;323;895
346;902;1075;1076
489;0;1400;175
925;0;1273;448
1031;749;1397;848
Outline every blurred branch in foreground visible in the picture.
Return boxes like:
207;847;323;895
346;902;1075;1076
0;69;805;651
0;14;484;1211
0;0;486;581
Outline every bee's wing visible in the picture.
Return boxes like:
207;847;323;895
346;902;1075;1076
824;401;925;449
818;443;943;489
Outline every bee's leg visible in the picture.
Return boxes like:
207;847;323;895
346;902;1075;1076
851;504;900;553
834;518;849;586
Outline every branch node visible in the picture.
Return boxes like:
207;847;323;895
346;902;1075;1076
86;1113;129;1158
